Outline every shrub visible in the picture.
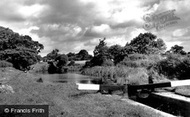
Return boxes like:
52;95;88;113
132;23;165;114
81;66;149;85
68;60;75;66
102;59;114;66
83;61;93;68
118;58;154;68
0;61;13;68
125;68;148;85
127;54;147;61
67;64;83;72
150;54;190;80
177;57;190;79
56;54;68;67
147;54;162;62
30;62;49;73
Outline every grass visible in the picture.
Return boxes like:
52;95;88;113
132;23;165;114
82;66;149;85
0;60;13;68
29;62;49;73
0;67;167;117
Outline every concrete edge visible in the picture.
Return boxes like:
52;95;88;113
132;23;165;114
105;95;176;117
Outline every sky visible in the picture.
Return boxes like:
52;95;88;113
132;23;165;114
0;0;190;56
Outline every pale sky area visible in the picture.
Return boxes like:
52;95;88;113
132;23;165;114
0;0;190;56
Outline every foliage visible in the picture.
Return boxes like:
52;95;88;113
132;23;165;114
45;49;60;61
68;60;75;66
150;54;190;80
76;49;92;60
118;59;154;68
67;52;76;61
90;38;112;66
0;26;43;70
108;45;122;63
30;62;49;73
127;33;166;54
81;66;148;85
102;59;114;66
55;54;68;67
167;45;187;55
67;50;92;61
125;54;147;61
0;60;13;68
48;62;58;74
67;64;83;73
117;54;156;68
47;54;68;74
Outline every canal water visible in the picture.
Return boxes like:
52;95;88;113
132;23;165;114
39;73;101;84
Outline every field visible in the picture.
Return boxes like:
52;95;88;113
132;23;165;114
0;67;169;117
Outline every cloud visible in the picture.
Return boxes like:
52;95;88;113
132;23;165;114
172;29;188;37
0;0;190;56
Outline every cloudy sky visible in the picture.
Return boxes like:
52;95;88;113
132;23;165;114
0;0;190;56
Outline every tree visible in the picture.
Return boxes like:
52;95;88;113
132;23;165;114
76;49;92;60
108;45;123;64
67;50;92;61
46;49;60;60
90;38;111;66
93;38;107;56
55;54;68;67
128;32;166;54
169;45;186;55
48;54;68;74
77;49;88;60
0;26;44;70
67;52;76;61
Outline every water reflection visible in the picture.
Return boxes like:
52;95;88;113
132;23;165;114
40;73;101;84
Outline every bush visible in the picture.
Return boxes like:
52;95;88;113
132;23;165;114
30;62;49;73
150;54;190;80
67;64;83;72
68;60;75;66
56;54;68;67
147;54;162;62
126;54;147;61
118;54;155;68
0;61;13;68
102;59;114;66
81;66;149;85
118;59;154;68
124;68;148;85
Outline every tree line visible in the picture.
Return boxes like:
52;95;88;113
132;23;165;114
0;25;189;77
87;33;189;67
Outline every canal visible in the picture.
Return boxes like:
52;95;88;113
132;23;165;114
38;73;101;84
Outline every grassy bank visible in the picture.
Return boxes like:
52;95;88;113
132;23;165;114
82;66;151;85
0;67;168;117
